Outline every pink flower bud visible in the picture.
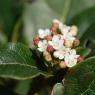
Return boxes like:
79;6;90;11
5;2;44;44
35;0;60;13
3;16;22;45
77;56;84;63
33;36;40;45
73;38;80;47
47;45;54;53
45;35;52;41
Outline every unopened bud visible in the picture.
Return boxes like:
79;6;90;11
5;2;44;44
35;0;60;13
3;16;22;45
69;25;78;36
33;36;40;45
77;56;84;63
64;40;72;47
47;45;54;53
44;53;52;62
59;61;67;68
73;38;80;47
53;19;60;24
43;51;50;56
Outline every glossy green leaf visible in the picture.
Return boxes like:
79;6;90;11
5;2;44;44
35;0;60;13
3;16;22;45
0;43;47;80
0;0;23;38
76;47;91;57
80;21;95;46
0;43;35;66
86;42;95;57
0;63;42;80
82;79;95;95
63;56;95;95
69;7;95;38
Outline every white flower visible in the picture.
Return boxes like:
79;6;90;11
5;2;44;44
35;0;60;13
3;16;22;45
48;35;64;50
68;25;78;36
59;24;75;43
53;48;70;60
61;28;75;42
37;40;48;52
38;29;51;38
59;24;70;34
53;49;65;59
64;49;80;67
64;34;75;41
64;35;76;47
63;31;76;47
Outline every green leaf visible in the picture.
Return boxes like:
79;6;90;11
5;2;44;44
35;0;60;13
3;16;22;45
0;32;7;48
15;80;31;95
0;0;23;38
69;7;95;38
0;63;42;80
63;56;95;95
67;0;95;22
80;21;95;46
0;43;35;66
0;43;47;80
76;47;91;57
82;79;95;95
86;42;95;57
51;83;64;95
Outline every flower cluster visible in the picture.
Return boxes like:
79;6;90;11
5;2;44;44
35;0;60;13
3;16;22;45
33;19;80;68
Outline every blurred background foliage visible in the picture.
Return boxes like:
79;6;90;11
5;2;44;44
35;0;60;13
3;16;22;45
0;0;95;95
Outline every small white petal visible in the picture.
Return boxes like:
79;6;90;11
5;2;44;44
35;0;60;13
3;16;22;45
37;40;48;52
59;54;64;60
65;59;77;68
43;40;47;44
38;29;45;38
38;48;44;52
75;55;80;59
38;41;43;47
53;51;59;58
45;29;51;35
48;41;53;46
71;49;76;55
59;22;64;30
52;35;59;42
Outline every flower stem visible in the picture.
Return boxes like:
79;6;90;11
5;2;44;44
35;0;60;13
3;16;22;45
12;18;22;43
61;0;71;23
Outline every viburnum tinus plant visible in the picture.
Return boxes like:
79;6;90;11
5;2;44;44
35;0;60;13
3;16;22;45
0;19;93;95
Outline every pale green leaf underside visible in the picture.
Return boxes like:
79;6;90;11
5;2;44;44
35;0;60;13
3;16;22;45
51;83;64;95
